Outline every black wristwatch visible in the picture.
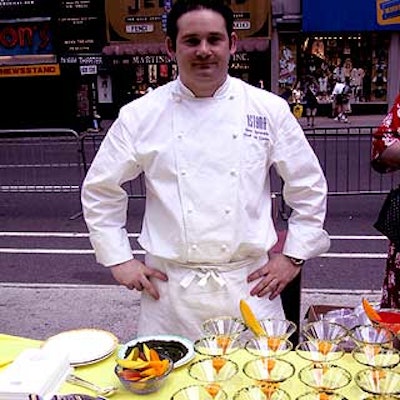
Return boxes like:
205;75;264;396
285;255;305;267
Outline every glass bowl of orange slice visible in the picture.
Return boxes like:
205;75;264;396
115;353;173;395
170;384;228;400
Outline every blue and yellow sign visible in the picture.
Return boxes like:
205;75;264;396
377;0;400;25
303;0;400;31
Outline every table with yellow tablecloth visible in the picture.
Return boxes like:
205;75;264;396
1;334;400;399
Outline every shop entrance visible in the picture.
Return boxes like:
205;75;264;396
0;76;77;129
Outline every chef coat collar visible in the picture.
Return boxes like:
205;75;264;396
172;75;233;101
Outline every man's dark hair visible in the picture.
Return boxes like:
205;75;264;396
166;0;234;50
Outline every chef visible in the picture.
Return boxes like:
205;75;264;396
81;0;330;341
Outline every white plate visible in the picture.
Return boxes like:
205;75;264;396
119;334;195;369
42;329;118;366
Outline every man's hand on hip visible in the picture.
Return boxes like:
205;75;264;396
111;259;168;300
247;254;301;300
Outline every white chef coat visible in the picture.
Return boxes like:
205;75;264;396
81;76;330;337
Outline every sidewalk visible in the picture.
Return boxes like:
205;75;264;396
298;113;384;129
0;283;381;343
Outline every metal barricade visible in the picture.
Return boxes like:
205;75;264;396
0;128;82;194
81;125;400;214
271;125;400;219
304;125;400;195
80;131;146;199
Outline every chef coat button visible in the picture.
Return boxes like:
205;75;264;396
187;209;193;214
224;207;231;214
221;244;228;251
181;170;187;176
232;133;238;139
230;169;238;176
229;95;234;100
177;133;183;139
191;244;197;251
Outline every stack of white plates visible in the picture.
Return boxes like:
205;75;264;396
0;348;71;400
41;329;118;367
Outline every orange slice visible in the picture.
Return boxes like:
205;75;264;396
205;383;221;398
362;298;382;322
267;337;282;352
212;357;226;374
216;335;231;354
260;382;279;398
319;393;331;400
371;369;386;384
240;299;266;337
262;357;276;373
365;344;381;357
318;340;333;356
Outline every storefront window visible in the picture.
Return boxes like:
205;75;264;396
279;32;390;104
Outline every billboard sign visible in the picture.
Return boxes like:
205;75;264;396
106;0;271;43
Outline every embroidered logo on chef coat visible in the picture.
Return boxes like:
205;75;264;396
244;114;269;141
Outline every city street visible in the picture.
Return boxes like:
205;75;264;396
0;191;390;290
0;114;395;341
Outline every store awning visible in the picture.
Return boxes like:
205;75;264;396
102;37;269;56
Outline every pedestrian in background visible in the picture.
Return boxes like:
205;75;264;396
81;0;330;340
371;93;400;309
304;85;318;127
340;77;352;123
331;78;344;119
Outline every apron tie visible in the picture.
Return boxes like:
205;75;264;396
179;269;227;289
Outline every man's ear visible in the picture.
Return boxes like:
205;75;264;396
229;32;238;55
165;37;176;59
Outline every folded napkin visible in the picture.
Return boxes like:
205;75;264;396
0;347;71;400
0;334;41;369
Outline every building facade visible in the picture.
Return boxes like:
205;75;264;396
1;0;399;130
271;0;400;114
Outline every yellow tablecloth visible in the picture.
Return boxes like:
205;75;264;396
1;333;400;399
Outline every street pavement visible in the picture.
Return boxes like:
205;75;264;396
0;283;382;343
1;112;387;344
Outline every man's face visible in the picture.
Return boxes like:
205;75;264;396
166;8;237;97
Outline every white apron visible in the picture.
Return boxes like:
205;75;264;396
137;254;285;341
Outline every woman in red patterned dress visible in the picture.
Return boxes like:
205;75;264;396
371;93;400;309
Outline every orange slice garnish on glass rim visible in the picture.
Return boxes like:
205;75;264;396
362;298;382;322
